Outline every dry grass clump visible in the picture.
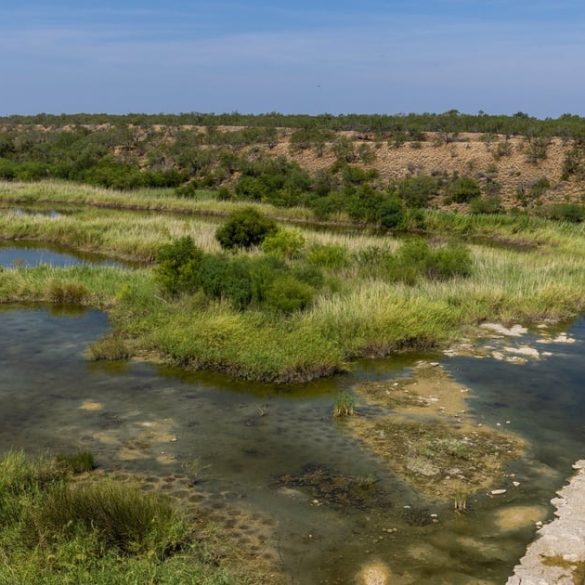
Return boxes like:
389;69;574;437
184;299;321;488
88;335;131;361
48;280;88;304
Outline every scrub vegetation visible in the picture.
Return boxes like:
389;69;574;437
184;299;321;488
1;115;585;381
2;112;585;224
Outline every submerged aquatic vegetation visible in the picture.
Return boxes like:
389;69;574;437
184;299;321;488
277;464;389;510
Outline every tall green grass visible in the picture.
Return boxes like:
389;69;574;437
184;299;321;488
0;451;236;585
0;180;321;224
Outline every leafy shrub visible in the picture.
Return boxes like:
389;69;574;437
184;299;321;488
404;208;427;230
310;192;345;220
291;264;325;288
516;177;551;207
378;197;405;230
446;176;481;204
289;127;335;152
0;158;16;180
394;176;440;208
525;137;550;164
264;275;315;313
217;186;233;200
346;185;387;223
234;176;269;201
156;237;324;312
470;195;503;215
197;255;255;309
530;177;551;198
175;181;199;198
354;246;394;278
216;207;277;250
428;245;473;279
561;148;585;180
539;203;585;223
156;236;203;294
342;165;378;185
493;141;513;160
332;136;357;162
307;244;349;269
262;229;306;259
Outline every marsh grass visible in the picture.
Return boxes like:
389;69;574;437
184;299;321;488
333;392;356;417
0;179;318;224
47;280;88;304
0;452;235;585
2;192;585;381
33;481;186;557
56;450;95;473
88;334;131;361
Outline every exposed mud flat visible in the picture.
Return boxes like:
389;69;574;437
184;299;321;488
348;363;524;499
507;461;585;585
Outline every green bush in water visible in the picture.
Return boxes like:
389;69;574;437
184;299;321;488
156;235;324;312
197;255;255;310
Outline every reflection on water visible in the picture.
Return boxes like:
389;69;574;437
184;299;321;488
0;241;129;269
0;306;584;583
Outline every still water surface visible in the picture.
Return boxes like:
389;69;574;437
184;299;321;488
0;306;583;583
0;241;130;268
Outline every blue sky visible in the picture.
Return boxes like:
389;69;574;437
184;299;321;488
1;0;584;116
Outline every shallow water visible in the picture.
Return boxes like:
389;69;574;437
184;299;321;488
0;306;584;583
0;241;129;268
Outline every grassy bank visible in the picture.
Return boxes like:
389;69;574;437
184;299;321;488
0;180;328;225
0;451;239;585
3;180;585;250
1;198;585;381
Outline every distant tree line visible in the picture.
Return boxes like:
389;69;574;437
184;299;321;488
3;111;585;140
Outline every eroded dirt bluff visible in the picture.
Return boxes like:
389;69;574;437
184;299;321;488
270;132;585;207
3;124;585;209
